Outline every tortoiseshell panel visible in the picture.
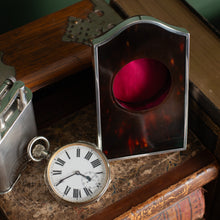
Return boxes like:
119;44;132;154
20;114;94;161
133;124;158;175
93;16;190;159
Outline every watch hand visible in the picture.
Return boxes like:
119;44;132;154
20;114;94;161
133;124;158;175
76;171;91;181
81;173;92;181
56;171;76;186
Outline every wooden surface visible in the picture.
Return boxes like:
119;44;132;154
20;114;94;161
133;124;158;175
117;188;205;220
0;103;218;220
0;0;92;92
89;149;218;220
111;0;220;111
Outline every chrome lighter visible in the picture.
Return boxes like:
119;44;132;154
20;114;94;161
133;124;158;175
0;78;37;193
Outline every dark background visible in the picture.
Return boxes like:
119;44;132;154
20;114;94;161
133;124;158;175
0;0;219;35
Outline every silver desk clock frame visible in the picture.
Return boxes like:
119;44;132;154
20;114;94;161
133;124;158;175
92;16;190;160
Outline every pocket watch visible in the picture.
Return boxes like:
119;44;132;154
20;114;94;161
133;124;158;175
27;137;111;205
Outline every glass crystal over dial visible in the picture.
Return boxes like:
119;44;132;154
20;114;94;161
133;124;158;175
45;142;110;205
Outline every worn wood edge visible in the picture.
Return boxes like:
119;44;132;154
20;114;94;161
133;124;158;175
117;188;206;220
87;150;219;219
24;56;92;92
116;163;218;219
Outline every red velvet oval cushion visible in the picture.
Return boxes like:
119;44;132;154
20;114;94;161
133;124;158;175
112;58;171;111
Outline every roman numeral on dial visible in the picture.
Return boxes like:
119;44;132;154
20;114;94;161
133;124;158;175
91;159;101;168
83;187;93;196
76;148;80;157
64;186;71;195
65;150;71;159
52;170;62;175
84;151;93;160
55;158;66;166
73;189;81;198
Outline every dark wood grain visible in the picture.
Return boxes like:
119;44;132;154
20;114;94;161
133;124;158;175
0;0;93;92
88;150;218;219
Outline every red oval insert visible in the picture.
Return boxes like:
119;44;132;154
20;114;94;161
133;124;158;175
112;58;171;111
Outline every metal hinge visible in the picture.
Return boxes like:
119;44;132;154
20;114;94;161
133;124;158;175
62;0;123;46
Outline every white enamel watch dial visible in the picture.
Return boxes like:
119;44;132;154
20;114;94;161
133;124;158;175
45;142;111;205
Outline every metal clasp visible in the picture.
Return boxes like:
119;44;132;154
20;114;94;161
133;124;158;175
62;0;123;46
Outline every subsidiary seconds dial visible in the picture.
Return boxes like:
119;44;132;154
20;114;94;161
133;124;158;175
45;142;111;205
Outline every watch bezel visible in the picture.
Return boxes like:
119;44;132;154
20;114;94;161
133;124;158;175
44;142;111;206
